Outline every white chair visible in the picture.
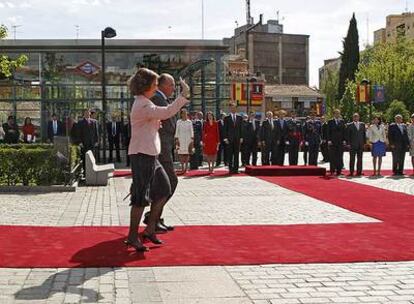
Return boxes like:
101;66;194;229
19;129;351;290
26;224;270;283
85;150;114;186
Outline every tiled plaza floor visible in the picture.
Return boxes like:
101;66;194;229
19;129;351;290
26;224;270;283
1;152;413;304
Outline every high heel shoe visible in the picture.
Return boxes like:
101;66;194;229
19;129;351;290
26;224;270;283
123;239;149;252
142;232;163;245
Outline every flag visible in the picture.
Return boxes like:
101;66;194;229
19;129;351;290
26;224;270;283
357;84;369;103
373;85;385;103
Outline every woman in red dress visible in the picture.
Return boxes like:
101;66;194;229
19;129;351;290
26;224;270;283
202;111;220;173
22;117;36;143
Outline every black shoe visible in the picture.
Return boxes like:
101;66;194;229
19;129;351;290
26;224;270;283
159;218;174;231
142;232;163;245
123;239;149;252
155;222;168;234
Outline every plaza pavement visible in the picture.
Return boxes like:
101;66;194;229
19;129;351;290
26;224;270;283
0;152;413;304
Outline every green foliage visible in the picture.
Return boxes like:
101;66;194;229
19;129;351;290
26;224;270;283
320;69;339;116
356;38;414;113
337;13;360;100
0;25;28;78
384;100;411;123
43;52;66;82
0;144;80;186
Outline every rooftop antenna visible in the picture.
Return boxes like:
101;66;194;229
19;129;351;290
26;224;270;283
74;25;80;39
246;0;252;25
277;10;280;22
11;25;22;39
201;0;205;39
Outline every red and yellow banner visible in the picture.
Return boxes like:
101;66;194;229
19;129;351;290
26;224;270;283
231;82;263;106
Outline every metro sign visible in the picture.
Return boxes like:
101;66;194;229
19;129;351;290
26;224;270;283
76;61;100;76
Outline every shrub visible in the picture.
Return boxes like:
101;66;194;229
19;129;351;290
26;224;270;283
0;144;80;186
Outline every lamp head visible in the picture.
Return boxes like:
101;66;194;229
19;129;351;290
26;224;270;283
103;27;117;38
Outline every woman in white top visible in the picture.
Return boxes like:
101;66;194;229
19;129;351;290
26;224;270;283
175;108;194;174
367;115;387;176
126;68;189;252
407;114;414;175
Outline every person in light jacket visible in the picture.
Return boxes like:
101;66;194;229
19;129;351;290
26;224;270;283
125;68;189;252
367;116;387;177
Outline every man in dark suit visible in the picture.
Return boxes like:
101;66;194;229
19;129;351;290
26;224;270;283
320;116;329;163
106;114;122;163
190;112;203;170
47;114;63;143
273;110;289;165
223;102;244;174
303;112;322;166
327;109;346;175
89;109;101;162
286;111;302;165
77;109;99;171
216;113;227;167
260;111;274;165
388;114;410;176
242;112;261;166
145;73;179;231
346;113;366;176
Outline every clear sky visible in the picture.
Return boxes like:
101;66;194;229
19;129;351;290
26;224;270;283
0;0;410;87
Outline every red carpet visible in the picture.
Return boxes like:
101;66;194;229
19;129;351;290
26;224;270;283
1;177;414;268
113;169;246;178
245;165;326;176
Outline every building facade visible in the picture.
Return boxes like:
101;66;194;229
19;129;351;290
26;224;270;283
265;85;324;117
374;12;414;44
0;39;228;138
225;19;309;85
318;57;341;89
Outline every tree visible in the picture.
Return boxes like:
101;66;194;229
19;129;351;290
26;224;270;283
0;25;28;78
337;13;360;101
356;38;414;113
320;68;339;116
385;100;410;123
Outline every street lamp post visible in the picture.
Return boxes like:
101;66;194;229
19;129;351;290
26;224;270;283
101;27;116;163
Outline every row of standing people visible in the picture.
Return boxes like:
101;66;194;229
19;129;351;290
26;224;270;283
174;106;414;176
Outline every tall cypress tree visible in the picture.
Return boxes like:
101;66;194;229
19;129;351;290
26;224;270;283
337;13;360;101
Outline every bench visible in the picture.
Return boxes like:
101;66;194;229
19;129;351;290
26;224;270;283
85;150;115;186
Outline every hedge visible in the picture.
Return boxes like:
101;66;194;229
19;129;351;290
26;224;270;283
0;144;80;186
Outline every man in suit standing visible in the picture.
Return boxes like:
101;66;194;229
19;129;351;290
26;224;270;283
145;73;179;231
388;114;410;176
327;109;346;175
346;113;366;176
242;112;260;166
260;111;274;165
47;114;63;143
223;102;244;174
190;112;203;170
303;112;322;166
90;109;101;162
273;110;289;165
286;111;302;165
106;114;122;163
216;113;227;167
78;109;99;171
320;116;329;163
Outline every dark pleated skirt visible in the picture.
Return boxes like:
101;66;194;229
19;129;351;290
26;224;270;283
129;153;171;207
